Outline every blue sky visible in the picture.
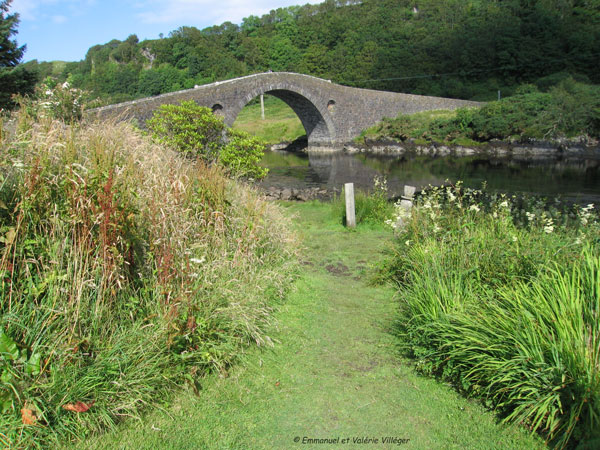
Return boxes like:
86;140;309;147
11;0;322;62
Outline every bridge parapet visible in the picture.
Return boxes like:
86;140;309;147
89;72;481;148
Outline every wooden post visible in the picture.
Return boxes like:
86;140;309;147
260;94;265;120
396;185;416;230
345;183;356;228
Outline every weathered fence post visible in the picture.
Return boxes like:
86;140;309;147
345;182;356;228
396;185;416;230
260;94;265;120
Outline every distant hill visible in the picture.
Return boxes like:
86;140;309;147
23;0;600;104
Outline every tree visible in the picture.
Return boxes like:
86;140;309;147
0;0;23;66
0;0;36;109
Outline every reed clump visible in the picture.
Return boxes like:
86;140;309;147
0;107;297;448
379;183;600;448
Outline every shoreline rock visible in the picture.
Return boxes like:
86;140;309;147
262;186;332;201
342;136;600;159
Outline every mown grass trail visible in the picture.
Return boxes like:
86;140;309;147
81;202;543;449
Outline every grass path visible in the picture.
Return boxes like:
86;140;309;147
83;202;543;449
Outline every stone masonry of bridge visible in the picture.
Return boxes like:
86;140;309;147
90;72;481;149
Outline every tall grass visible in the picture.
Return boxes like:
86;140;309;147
379;183;600;448
333;176;395;227
0;107;297;448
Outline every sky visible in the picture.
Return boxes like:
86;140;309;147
10;0;322;63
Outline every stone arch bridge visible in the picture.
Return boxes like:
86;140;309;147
91;72;479;148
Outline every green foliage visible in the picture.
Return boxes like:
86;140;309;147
0;0;24;68
16;77;87;122
41;0;599;108
148;101;268;179
220;129;268;179
147;100;225;160
362;79;600;144
379;183;600;448
0;111;296;448
0;0;37;110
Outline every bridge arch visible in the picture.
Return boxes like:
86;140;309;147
90;72;481;149
223;83;337;147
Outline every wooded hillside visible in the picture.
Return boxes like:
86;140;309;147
24;0;600;103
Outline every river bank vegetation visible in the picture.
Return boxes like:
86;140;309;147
374;183;600;448
359;79;600;146
0;86;297;448
21;0;599;106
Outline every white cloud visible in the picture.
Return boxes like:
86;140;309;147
11;0;95;21
52;14;67;23
135;0;321;26
11;0;58;21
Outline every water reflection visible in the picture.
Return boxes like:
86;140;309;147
258;149;600;203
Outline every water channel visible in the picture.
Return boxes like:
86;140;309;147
258;148;600;204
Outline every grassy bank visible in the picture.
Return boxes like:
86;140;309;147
359;79;600;146
378;184;600;447
0;110;297;448
233;95;305;145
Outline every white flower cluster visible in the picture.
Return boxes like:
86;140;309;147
579;203;595;226
385;199;413;230
543;217;554;234
34;80;85;121
526;211;536;223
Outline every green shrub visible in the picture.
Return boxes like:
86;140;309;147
147;100;268;179
16;77;87;123
471;91;552;140
220;129;268;179
147;100;225;161
360;80;600;144
379;183;600;448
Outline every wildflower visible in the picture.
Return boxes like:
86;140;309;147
526;212;535;222
543;217;554;234
511;235;518;242
385;219;398;230
405;240;411;246
579;204;595;226
432;224;441;233
469;204;480;213
190;257;206;264
447;192;456;202
499;201;509;208
62;81;70;89
45;89;53;96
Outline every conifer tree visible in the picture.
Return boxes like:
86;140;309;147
0;0;36;110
